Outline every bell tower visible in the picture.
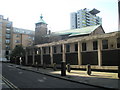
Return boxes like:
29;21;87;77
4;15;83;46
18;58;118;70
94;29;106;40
35;15;48;44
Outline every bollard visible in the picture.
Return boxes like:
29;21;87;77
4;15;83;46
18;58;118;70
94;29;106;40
36;62;39;70
118;50;120;79
118;64;120;79
53;63;57;71
86;64;91;75
67;64;71;73
61;61;66;76
19;57;22;65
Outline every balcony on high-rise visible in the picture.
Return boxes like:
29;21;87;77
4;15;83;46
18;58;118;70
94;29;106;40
5;39;10;44
6;30;11;34
6;45;10;50
6;22;12;28
5;34;11;39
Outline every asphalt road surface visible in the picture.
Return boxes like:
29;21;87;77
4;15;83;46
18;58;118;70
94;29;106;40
2;63;107;89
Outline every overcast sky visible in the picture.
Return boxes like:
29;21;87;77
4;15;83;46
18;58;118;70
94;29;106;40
0;0;118;33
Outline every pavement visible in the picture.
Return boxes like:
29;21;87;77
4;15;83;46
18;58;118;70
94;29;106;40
14;64;119;90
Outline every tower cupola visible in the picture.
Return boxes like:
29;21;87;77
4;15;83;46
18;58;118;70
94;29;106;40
36;14;47;25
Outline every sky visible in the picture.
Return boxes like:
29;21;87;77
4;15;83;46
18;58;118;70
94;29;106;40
0;0;118;33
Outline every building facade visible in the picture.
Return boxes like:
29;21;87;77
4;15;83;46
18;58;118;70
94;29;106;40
0;15;35;61
24;31;120;70
0;15;13;60
0;19;2;60
71;8;102;29
23;32;120;70
12;27;35;49
118;0;120;31
70;12;77;29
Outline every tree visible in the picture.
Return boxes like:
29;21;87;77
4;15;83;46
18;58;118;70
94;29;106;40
10;45;25;64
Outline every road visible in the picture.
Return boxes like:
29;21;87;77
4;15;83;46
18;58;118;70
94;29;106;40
2;63;107;89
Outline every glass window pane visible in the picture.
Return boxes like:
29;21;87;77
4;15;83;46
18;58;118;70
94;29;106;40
102;40;108;49
66;44;70;52
53;46;57;53
117;38;120;48
15;40;20;43
82;42;87;51
93;41;98;50
43;48;46;54
74;43;78;51
6;39;10;43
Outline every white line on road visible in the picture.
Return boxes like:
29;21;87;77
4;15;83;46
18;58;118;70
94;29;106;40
18;72;23;74
43;77;47;80
38;79;45;83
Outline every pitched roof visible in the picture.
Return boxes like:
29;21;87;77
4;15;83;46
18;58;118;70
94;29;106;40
54;25;102;36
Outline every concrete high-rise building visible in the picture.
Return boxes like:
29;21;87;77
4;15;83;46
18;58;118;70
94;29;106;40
35;15;48;44
70;12;77;29
0;15;13;60
70;8;102;29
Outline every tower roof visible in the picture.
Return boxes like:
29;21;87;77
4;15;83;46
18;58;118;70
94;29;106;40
36;14;47;25
89;8;100;15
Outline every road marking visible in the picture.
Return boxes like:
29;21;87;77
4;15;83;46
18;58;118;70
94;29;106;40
38;79;44;83
18;72;23;74
8;66;12;68
9;69;13;71
43;77;47;80
2;76;20;90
